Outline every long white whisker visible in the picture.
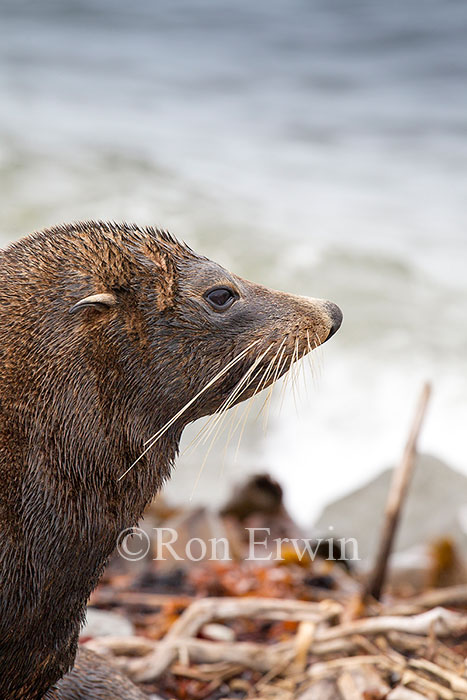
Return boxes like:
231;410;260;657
205;345;273;430
229;347;282;460
182;361;258;458
235;339;287;447
233;390;256;462
118;339;261;480
313;331;324;379
192;345;273;453
144;338;261;447
256;342;287;421
221;404;240;471
306;329;319;389
189;344;275;498
259;343;288;432
218;353;275;448
301;346;309;399
261;340;286;388
279;344;294;413
290;337;300;413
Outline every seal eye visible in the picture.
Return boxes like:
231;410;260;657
205;287;235;311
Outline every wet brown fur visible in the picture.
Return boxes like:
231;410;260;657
0;222;341;698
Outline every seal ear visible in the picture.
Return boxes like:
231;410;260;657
69;293;117;314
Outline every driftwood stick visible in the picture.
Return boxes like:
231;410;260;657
308;654;395;678
387;583;467;615
316;607;467;642
124;639;295;678
367;382;431;600
126;596;340;682
84;636;156;657
161;596;341;638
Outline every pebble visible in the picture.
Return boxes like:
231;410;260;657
80;607;134;639
200;622;235;642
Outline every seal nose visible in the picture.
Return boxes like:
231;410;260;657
324;302;343;341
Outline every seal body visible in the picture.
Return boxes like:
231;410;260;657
45;648;147;699
0;222;341;698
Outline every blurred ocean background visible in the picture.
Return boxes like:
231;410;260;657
0;0;466;524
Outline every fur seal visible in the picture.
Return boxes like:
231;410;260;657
0;221;342;698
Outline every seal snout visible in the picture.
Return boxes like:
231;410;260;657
324;301;343;341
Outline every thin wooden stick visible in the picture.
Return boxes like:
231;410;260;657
387;583;467;615
367;382;432;600
315;607;467;642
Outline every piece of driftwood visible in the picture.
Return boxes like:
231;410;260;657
367;382;431;600
170;660;244;683
86;637;294;676
388;583;467;614
316;606;467;642
84;635;155;657
309;654;395;678
163;596;341;634
294;622;316;671
126;596;341;681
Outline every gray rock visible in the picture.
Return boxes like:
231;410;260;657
201;622;236;642
81;608;134;639
314;454;467;566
